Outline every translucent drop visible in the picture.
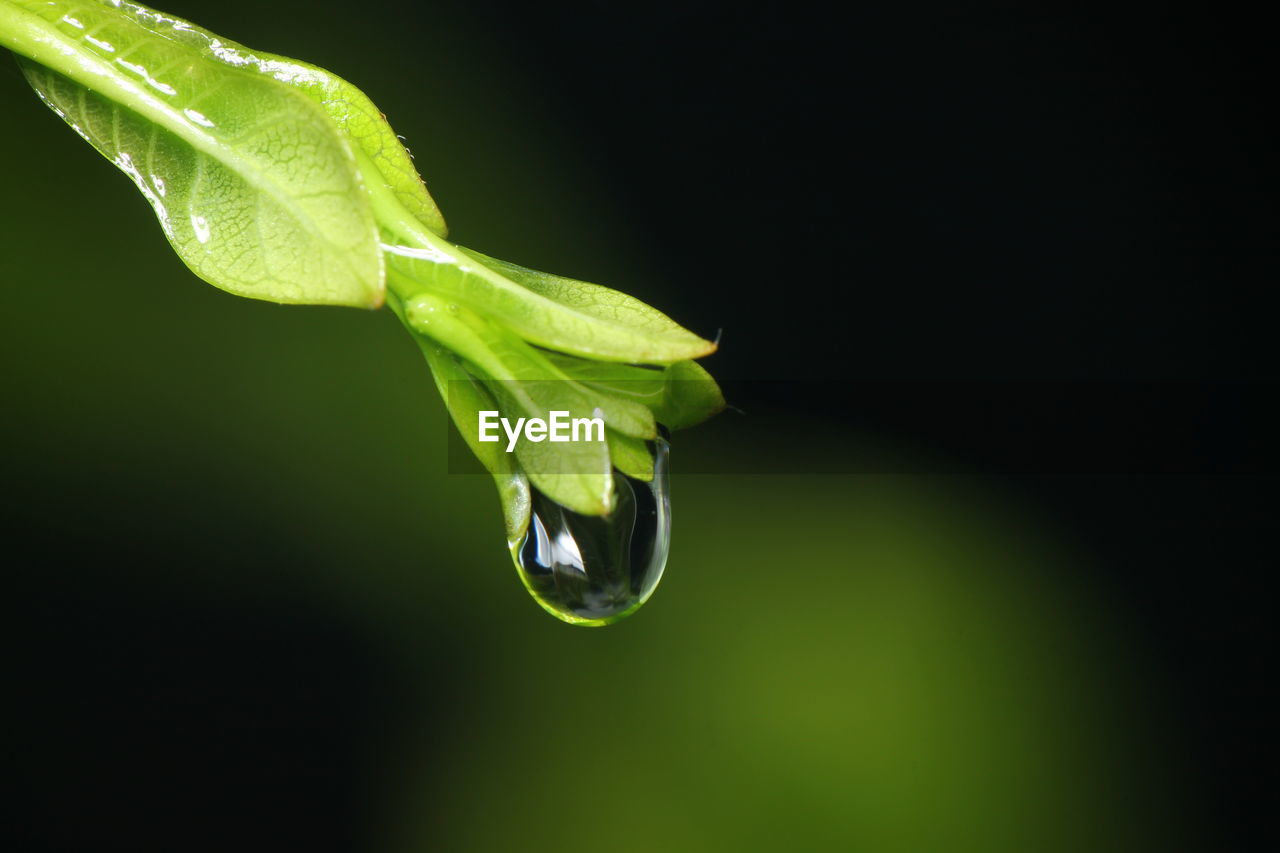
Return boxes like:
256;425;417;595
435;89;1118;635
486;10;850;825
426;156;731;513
513;438;671;626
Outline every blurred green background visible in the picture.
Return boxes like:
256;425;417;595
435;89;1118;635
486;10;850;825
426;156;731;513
6;1;1255;850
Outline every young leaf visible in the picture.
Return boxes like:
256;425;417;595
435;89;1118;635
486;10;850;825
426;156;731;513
505;417;615;518
544;352;726;430
106;0;448;238
402;289;623;515
394;272;658;438
607;430;655;482
415;337;531;544
379;238;713;365
655;359;727;430
2;0;383;307
456;246;717;364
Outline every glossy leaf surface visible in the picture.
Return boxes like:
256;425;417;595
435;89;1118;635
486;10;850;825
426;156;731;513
4;0;383;306
545;352;726;430
108;0;448;237
408;244;716;365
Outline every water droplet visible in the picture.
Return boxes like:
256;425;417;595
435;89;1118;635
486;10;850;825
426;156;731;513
513;438;671;626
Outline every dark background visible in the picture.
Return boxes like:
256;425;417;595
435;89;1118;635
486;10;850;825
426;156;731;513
4;1;1274;850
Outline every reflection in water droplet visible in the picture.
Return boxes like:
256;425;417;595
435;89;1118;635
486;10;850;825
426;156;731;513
513;438;671;626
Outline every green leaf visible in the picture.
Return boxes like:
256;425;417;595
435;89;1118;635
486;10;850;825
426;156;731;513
455;246;716;364
3;0;383;307
379;239;713;365
502;411;614;518
656;359;727;429
414;335;530;544
106;1;449;238
402;288;633;515
544;352;726;430
607;430;655;482
396;274;657;437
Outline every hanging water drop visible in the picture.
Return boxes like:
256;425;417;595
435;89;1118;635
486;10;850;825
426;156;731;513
512;438;671;626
